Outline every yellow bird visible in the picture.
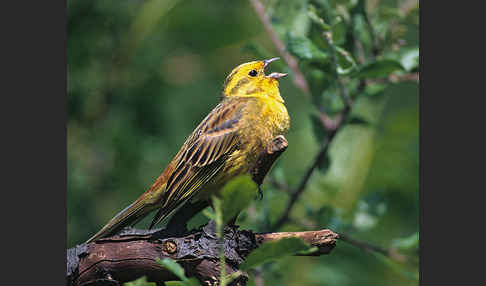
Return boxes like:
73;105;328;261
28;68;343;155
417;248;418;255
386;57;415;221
86;58;290;243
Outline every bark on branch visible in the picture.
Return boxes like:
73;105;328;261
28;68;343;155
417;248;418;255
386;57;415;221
67;223;339;286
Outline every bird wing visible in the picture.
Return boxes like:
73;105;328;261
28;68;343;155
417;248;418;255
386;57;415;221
149;98;247;228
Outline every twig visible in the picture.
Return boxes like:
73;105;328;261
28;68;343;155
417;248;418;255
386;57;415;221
257;229;339;256
339;233;407;262
248;0;310;95
288;217;407;262
389;72;419;83
268;177;290;193
291;218;415;273
319;111;342;131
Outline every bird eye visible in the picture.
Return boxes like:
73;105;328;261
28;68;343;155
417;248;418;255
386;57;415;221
248;70;258;77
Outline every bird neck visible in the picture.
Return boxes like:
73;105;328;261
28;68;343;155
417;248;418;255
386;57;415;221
223;88;284;104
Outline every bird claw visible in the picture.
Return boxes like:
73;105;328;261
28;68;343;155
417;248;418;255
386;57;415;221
258;186;264;200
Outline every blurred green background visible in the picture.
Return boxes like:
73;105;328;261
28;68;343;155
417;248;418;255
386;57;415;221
67;0;419;285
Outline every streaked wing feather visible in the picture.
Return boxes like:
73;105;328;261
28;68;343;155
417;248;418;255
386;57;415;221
149;99;245;228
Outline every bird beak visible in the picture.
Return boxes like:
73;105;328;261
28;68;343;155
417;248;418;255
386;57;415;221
263;57;288;79
267;72;288;79
263;57;280;69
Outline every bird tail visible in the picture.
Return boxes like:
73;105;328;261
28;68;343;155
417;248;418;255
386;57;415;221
85;195;158;244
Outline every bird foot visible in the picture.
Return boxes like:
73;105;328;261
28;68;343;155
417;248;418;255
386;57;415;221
258;185;264;200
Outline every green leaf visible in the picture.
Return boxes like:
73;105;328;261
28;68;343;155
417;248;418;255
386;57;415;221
157;258;187;281
286;34;329;62
239;237;311;270
352;59;404;78
219;175;258;225
156;258;201;286
165;282;185;286
296;246;321;256
393;232;419;251
223;271;243;285
186;279;201;286
400;47;419;71
202;208;216;220
335;46;357;75
364;83;388;97
124;276;156;286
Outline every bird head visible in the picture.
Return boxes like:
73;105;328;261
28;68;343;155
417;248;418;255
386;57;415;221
222;58;287;103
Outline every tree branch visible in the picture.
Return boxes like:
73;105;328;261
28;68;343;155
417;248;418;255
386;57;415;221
289;217;408;262
67;223;339;286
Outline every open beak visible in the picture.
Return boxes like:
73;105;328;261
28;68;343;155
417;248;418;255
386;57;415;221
263;57;288;79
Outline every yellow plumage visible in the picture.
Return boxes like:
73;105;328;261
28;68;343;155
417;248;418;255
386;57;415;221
86;58;290;243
